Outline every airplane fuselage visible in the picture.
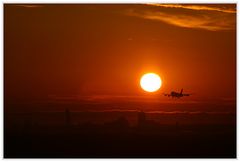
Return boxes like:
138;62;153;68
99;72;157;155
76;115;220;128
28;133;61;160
164;89;190;98
170;91;183;98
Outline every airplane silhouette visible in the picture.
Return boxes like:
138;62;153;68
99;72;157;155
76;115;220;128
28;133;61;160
163;89;192;98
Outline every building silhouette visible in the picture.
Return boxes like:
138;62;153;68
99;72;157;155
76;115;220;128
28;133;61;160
138;111;146;126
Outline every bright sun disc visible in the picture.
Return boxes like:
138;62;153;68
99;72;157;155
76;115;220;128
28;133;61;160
140;73;162;92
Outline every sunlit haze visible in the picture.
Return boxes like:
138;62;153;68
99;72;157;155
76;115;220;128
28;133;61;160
4;4;236;158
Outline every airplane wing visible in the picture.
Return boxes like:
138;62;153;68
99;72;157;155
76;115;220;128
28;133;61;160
183;93;193;96
163;93;170;97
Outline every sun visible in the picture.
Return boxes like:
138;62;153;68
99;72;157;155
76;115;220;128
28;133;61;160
140;73;162;92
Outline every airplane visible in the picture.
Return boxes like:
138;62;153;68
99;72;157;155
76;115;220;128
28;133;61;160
163;89;192;98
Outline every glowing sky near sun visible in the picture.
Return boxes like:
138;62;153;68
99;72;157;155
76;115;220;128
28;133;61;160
4;4;236;102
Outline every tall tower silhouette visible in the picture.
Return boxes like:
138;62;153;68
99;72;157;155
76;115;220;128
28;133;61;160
65;108;71;126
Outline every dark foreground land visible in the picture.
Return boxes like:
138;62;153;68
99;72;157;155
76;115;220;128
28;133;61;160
4;110;236;158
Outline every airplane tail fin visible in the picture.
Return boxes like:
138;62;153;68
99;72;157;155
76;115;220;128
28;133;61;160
180;88;183;94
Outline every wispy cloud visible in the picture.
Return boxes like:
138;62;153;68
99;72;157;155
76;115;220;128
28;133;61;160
147;4;236;13
125;4;236;31
13;4;43;8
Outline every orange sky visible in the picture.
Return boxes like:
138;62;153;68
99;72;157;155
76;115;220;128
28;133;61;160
4;4;236;103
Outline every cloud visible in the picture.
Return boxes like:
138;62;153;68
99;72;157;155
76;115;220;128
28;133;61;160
125;4;236;31
147;4;236;13
14;4;43;8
